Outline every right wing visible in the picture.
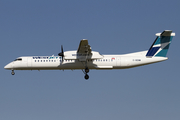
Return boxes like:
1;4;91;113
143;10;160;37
77;39;92;54
64;39;103;61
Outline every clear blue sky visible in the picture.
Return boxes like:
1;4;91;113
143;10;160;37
1;0;180;120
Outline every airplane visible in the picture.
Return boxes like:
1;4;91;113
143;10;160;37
4;30;175;80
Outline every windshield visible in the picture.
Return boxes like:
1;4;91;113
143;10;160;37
14;58;22;61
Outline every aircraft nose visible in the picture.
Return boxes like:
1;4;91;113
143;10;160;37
4;63;12;70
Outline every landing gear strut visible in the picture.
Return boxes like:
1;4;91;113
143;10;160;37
11;70;15;75
85;67;89;73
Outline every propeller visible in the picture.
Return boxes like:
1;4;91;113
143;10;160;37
58;45;64;62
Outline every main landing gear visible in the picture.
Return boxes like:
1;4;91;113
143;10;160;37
11;70;15;75
83;67;89;80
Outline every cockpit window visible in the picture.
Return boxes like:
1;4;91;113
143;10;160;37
14;58;22;61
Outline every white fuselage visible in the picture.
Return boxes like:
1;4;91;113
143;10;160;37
4;30;175;80
4;50;168;70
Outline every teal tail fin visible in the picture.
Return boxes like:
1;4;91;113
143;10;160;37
146;30;175;57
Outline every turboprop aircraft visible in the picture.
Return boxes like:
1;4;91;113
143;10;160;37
4;30;175;80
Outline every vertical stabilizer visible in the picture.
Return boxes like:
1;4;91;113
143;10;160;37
146;30;175;57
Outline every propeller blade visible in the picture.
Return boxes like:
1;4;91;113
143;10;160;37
58;45;64;62
61;45;63;53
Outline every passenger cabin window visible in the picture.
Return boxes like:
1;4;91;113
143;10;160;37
14;58;22;61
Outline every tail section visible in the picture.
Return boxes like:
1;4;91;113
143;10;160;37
146;30;175;57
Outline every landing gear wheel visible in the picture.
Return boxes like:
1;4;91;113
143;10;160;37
84;74;89;80
85;67;89;73
11;70;15;75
